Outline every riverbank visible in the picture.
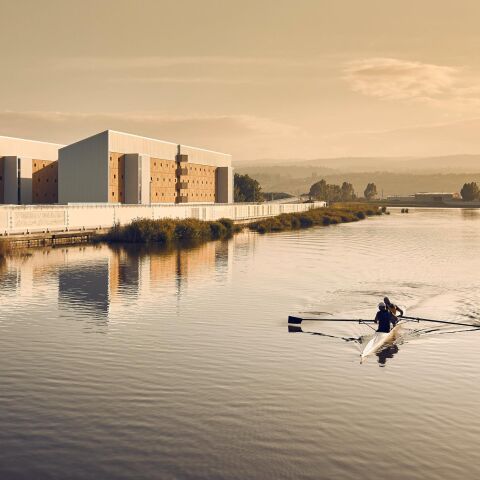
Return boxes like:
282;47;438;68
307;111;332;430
248;203;385;234
101;217;240;245
0;204;385;258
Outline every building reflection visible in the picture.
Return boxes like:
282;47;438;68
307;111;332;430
0;239;232;325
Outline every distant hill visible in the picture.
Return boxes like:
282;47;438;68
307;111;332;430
234;155;480;197
236;154;480;174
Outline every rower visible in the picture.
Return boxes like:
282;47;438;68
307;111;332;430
374;302;397;333
384;297;404;323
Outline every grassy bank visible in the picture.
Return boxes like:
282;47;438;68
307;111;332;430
248;203;385;234
102;217;239;245
101;203;385;245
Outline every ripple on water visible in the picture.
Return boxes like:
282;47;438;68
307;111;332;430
1;209;480;479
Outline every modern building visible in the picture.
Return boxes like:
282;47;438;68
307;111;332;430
0;136;64;204
0;130;233;205
58;130;233;205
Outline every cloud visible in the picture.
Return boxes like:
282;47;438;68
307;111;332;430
55;56;315;71
344;57;459;100
51;55;325;86
0;110;301;160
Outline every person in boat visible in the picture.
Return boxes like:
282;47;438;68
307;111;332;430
384;297;404;320
374;302;397;333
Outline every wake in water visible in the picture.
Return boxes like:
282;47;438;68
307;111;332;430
289;311;480;366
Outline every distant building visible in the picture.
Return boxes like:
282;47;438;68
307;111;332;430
0;136;64;204
0;130;233;205
387;192;460;204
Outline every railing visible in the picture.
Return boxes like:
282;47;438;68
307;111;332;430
0;201;326;235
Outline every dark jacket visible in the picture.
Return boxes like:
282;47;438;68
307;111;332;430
375;309;397;333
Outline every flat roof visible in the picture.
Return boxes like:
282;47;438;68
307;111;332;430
0;134;64;148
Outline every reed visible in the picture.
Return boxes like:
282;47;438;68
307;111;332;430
102;217;239;245
249;204;385;234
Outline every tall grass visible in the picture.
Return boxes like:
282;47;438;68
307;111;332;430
103;217;238;244
102;204;385;245
249;204;385;234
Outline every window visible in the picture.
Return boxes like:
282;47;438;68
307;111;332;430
112;192;114;196
114;174;116;179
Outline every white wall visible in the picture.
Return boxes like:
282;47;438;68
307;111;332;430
19;157;32;204
109;130;177;160
0;202;326;235
59;131;109;203
0;136;62;160
216;166;233;203
3;156;18;204
179;145;231;167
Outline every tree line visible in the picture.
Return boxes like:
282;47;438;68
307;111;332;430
308;179;378;202
460;182;480;201
234;173;380;203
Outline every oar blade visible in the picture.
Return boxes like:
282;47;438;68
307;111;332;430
288;315;303;324
288;325;303;333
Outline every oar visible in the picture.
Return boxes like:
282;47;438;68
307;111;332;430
401;315;480;328
288;315;375;325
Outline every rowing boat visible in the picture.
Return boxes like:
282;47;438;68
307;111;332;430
360;320;405;360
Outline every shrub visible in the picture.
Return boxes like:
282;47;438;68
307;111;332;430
209;221;227;239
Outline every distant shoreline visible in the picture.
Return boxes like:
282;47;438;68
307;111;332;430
378;201;480;208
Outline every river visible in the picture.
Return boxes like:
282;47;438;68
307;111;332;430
1;208;480;480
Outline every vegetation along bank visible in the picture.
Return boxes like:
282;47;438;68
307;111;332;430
0;205;386;259
248;204;386;234
101;204;385;244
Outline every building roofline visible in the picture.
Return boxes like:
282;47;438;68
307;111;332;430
180;143;232;157
0;134;64;148
107;129;178;147
108;130;231;156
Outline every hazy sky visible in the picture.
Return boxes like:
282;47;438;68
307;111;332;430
2;0;480;161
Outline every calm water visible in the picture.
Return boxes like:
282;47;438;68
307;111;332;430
1;208;480;480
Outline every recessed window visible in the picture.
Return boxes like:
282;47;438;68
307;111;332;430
112;192;114;196
114;174;116;179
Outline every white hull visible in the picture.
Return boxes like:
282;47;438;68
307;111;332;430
361;321;404;360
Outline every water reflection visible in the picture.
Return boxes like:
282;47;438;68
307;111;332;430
376;344;399;366
0;238;233;326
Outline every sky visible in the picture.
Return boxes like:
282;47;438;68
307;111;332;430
2;0;480;161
